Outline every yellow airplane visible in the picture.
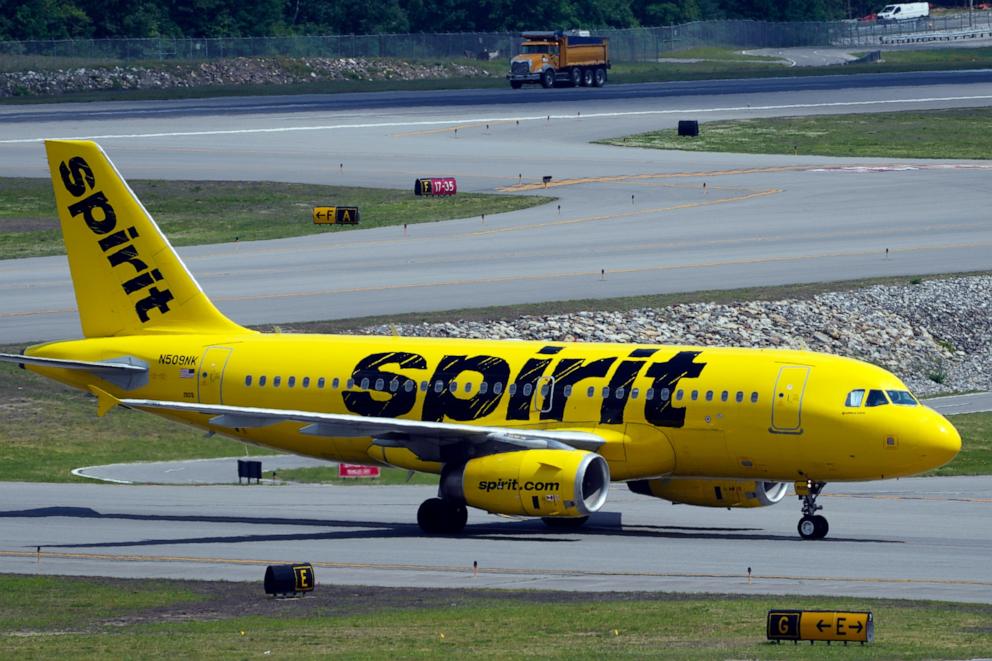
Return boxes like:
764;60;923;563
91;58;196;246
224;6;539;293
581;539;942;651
1;140;961;540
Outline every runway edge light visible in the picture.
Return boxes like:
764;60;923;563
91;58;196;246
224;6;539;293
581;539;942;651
767;610;873;645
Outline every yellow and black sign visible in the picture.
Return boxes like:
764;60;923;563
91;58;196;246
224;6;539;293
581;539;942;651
313;206;360;225
264;562;316;596
768;610;872;644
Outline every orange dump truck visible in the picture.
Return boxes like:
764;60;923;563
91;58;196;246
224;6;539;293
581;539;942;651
508;30;610;89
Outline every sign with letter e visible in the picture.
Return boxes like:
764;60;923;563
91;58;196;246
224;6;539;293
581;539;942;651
768;610;873;644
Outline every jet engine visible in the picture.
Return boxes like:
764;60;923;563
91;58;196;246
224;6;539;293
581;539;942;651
627;478;788;508
441;449;610;518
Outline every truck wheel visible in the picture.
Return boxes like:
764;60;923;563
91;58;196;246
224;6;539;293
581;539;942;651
582;68;594;87
510;80;522;89
541;69;555;89
593;67;607;87
569;67;582;87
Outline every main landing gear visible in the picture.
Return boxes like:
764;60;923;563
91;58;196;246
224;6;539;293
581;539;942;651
795;480;829;540
417;498;467;534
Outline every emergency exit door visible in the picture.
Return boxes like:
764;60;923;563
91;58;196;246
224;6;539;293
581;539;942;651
198;346;232;404
771;365;810;434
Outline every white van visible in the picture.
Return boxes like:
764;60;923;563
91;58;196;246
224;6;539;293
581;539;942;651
877;2;930;22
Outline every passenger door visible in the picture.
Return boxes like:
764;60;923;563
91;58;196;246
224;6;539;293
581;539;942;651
771;365;810;434
198;346;232;404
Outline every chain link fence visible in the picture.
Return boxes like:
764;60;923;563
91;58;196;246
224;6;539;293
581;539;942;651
2;14;991;65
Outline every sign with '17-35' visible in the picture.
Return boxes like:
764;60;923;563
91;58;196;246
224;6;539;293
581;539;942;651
767;610;873;644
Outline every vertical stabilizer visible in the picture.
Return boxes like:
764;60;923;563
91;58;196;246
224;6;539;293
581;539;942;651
45;140;247;338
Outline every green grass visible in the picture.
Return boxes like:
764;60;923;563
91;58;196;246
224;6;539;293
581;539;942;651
277;465;437;485
0;178;552;260
597;107;992;159
1;575;991;659
0;359;271;482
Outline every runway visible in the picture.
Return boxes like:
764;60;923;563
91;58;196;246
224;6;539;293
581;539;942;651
3;76;992;343
1;477;989;602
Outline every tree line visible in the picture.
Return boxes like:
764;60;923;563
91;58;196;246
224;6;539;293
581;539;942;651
0;0;953;41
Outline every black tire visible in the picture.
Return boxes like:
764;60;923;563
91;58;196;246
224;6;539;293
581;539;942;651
582;68;594;87
540;68;555;89
812;514;829;539
510;80;522;89
569;67;582;87
417;498;467;534
798;515;817;540
593;67;607;87
542;516;589;530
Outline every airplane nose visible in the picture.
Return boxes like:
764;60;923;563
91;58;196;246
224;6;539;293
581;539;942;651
927;411;962;468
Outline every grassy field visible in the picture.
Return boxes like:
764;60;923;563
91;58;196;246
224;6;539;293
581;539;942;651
597;107;992;159
0;178;552;260
8;47;992;103
1;575;990;659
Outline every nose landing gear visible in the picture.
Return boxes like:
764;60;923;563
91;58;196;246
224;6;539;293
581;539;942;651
795;480;828;540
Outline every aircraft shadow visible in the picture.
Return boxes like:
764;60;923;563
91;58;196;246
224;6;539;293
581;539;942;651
3;506;899;547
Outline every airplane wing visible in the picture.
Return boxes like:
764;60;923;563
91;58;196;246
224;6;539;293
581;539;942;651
99;390;606;462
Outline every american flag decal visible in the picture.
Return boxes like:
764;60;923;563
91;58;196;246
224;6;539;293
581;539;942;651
179;368;195;379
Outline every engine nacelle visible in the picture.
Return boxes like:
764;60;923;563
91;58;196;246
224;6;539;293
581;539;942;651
627;478;788;508
442;449;610;518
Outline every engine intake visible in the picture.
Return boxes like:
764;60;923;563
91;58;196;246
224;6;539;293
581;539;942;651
442;449;609;518
628;478;787;508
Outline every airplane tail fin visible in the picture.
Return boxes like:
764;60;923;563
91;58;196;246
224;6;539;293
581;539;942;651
45;140;247;338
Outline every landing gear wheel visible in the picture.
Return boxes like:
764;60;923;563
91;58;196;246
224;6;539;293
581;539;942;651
569;67;582;87
542;516;589;530
417;498;467;535
540;69;555;89
795;480;829;539
593;67;607;87
582;68;594;87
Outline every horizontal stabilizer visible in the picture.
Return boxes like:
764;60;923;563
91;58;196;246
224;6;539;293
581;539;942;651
0;353;145;372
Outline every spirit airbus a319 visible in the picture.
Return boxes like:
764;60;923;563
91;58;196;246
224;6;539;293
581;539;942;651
0;140;961;539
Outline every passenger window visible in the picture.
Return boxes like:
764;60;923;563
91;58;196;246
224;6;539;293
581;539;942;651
750;392;758;404
332;378;339;389
866;389;889;407
508;383;517;396
615;387;625;399
259;376;267;386
449;381;458;393
602;387;610;399
302;377;310;388
631;388;639;400
464;382;473;393
273;376;281;387
563;384;572;397
434;380;444;393
660;387;670;401
479;382;489;395
494;382;503;395
705;390;713;402
736;391;744;403
540;384;549;397
287;376;296;388
317;377;325;389
404;381;414;392
887;390;918;406
845;389;865;407
645;388;654;401
587;386;595;398
347;379;355;388
721;391;728;402
245;375;252;386
675;390;684;401
420;381;428;392
375;378;384;391
523;383;532;396
390;379;399;392
691;390;698;401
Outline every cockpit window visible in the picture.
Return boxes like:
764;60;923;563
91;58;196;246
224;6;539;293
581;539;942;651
887;390;918;406
845;389;865;407
865;389;889;407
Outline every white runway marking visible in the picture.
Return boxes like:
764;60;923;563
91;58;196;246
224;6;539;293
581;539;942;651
3;94;992;144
